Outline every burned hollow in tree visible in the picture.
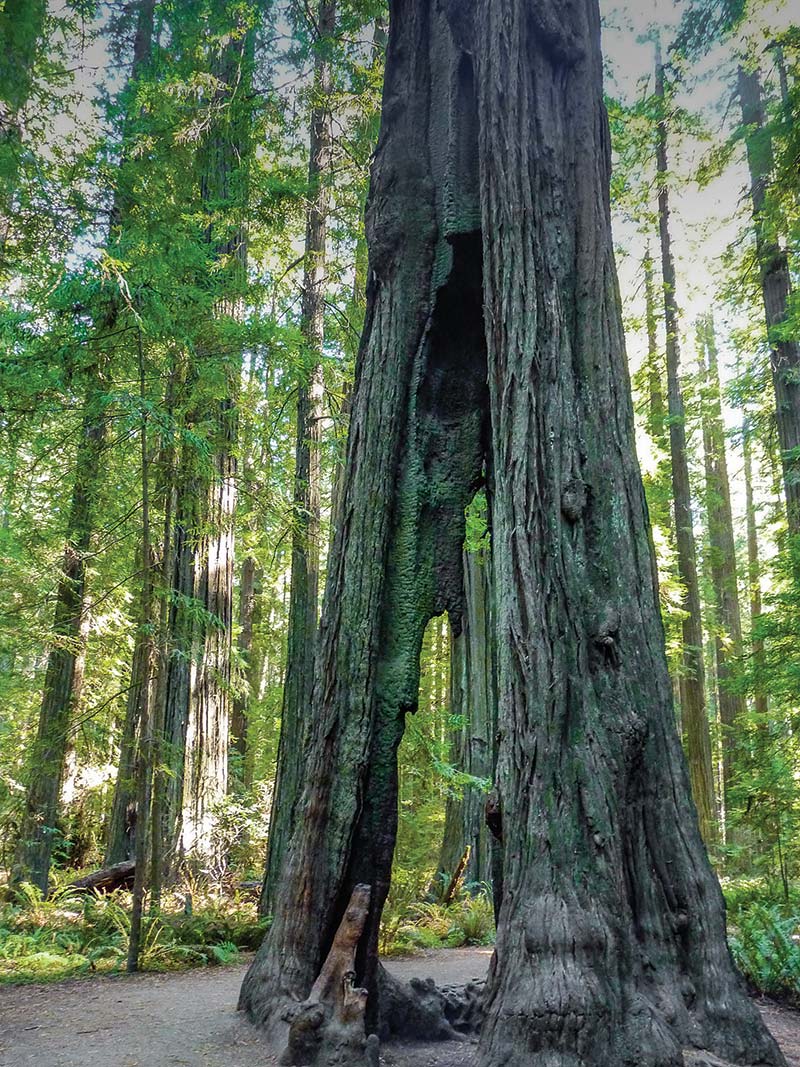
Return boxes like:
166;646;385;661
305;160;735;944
240;3;785;1067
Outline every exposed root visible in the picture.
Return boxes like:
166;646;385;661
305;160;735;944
279;884;374;1066
377;964;485;1042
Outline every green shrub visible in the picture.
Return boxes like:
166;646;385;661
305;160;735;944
0;882;269;983
728;904;800;1002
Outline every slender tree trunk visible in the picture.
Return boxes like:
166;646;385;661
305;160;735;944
644;247;667;450
11;393;107;893
10;0;156;895
156;479;197;874
127;335;156;973
106;613;149;865
655;41;717;846
162;9;252;874
241;7;780;1066
0;0;46;260
743;419;768;718
698;314;746;826
260;0;336;915
435;549;496;888
149;423;177;910
230;554;259;787
738;65;800;536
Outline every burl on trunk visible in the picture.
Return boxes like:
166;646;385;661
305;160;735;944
240;3;784;1066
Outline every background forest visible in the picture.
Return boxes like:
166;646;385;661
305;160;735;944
1;0;800;997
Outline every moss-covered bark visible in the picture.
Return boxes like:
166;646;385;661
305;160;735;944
241;4;783;1066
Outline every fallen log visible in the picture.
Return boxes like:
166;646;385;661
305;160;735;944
70;860;136;894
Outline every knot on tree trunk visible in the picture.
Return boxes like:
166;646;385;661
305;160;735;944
280;884;373;1067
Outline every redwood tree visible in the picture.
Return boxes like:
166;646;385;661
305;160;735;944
240;4;782;1066
261;0;336;916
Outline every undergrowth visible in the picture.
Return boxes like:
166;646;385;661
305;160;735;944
1;874;269;983
379;880;495;956
6;870;800;997
723;878;800;1005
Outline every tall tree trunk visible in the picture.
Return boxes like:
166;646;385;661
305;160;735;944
10;388;107;892
180;403;237;868
260;0;336;915
127;334;156;972
241;6;780;1067
0;0;46;261
738;65;800;536
644;247;667;451
10;0;156;895
154;480;198;874
150;8;252;876
230;553;259;788
10;384;111;894
698;314;746;826
435;549;496;888
105;613;150;865
743;419;768;718
655;41;717;846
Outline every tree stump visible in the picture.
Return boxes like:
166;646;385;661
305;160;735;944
280;884;373;1066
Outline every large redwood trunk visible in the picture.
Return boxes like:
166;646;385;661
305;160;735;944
241;4;783;1066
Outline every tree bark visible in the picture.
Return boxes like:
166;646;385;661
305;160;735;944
241;5;782;1066
10;380;108;894
0;0;46;261
10;0;156;896
261;0;336;916
738;65;800;537
163;8;252;874
698;314;746;826
106;605;150;865
230;553;259;787
743;419;768;718
655;40;718;846
435;549;495;888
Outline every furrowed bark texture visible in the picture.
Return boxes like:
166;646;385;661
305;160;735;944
242;4;782;1066
738;66;800;536
261;0;336;917
698;315;745;822
241;0;489;1040
477;7;777;1066
655;44;717;847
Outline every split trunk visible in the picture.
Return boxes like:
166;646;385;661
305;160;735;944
241;5;781;1067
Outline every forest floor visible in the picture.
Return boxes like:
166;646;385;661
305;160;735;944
0;946;799;1067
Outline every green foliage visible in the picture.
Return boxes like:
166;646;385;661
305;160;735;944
728;903;800;1002
0;881;268;983
380;886;495;957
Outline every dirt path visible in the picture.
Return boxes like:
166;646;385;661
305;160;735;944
0;948;797;1067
